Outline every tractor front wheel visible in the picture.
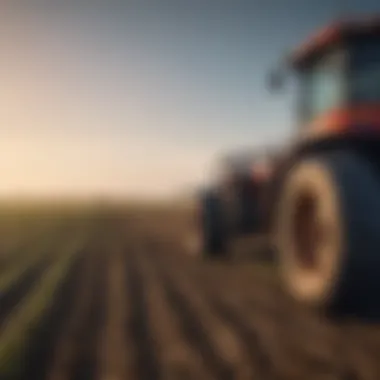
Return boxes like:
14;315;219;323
186;190;229;260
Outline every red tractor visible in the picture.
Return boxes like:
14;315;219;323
191;15;380;322
268;15;380;321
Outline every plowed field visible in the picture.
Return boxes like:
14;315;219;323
1;206;380;380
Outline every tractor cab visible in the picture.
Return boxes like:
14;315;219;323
272;17;380;140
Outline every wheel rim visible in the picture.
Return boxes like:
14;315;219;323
292;191;321;273
278;187;328;304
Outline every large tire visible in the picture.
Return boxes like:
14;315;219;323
185;190;229;259
275;152;380;321
200;190;229;258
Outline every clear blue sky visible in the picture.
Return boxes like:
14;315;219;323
1;1;379;199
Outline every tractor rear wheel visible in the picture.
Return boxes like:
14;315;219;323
275;152;380;320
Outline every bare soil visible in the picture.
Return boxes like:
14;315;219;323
7;210;380;380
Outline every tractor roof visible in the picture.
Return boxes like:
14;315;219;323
290;15;380;68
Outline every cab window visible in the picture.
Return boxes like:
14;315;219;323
299;50;345;122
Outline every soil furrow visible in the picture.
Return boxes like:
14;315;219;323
47;249;103;380
69;251;106;380
146;234;339;380
243;297;340;379
195;259;340;379
4;210;380;380
150;247;271;380
15;253;85;380
185;261;302;379
171;240;344;379
208;296;275;379
149;239;274;369
99;247;129;380
136;246;215;380
147;250;243;380
125;245;162;380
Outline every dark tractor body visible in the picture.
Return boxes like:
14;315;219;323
191;15;380;323
268;16;380;322
198;189;229;257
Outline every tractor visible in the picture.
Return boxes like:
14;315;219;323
190;15;380;322
267;15;380;322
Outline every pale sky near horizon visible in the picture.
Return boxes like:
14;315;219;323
1;1;379;199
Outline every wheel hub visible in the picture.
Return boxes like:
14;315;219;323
292;191;322;272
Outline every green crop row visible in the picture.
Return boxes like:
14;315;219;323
0;221;77;288
0;234;87;378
